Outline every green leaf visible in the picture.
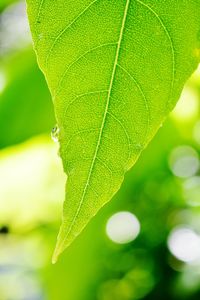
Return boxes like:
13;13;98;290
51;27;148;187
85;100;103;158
26;0;200;262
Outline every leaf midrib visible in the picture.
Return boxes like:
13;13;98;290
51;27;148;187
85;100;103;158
62;0;131;242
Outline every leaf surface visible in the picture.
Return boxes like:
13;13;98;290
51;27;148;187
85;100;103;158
26;0;200;262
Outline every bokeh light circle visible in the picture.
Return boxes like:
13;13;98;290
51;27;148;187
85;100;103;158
167;226;200;263
106;211;140;244
169;146;199;178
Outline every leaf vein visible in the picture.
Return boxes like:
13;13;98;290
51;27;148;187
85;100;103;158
45;0;98;68
107;111;131;161
54;42;117;97
117;63;150;141
62;89;109;124
62;0;131;242
136;0;175;102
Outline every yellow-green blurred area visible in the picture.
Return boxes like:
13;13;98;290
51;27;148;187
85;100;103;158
1;1;200;300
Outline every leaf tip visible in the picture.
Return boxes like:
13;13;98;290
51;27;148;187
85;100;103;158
51;253;58;265
52;224;69;263
52;239;63;264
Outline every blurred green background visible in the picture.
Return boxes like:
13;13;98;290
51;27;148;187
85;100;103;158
1;1;200;299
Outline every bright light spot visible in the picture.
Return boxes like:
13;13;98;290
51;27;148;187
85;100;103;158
0;1;31;55
0;71;6;93
170;86;199;122
183;176;200;207
191;64;200;83
106;211;140;244
195;64;200;76
169;146;199;178
0;136;66;228
167;226;200;263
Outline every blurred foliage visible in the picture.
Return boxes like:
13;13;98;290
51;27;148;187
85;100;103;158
0;49;55;148
0;0;14;11
1;1;200;300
